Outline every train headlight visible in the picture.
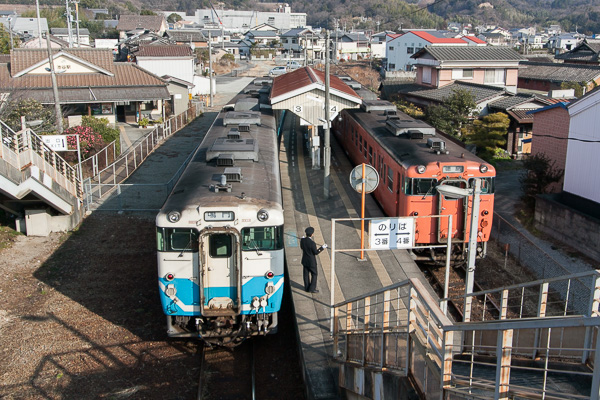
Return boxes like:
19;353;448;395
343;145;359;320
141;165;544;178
265;282;275;295
416;165;426;174
479;164;489;173
265;271;274;279
165;273;175;281
167;211;181;223
257;209;269;222
165;284;177;298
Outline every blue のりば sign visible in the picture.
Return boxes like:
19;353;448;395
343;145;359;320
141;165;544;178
369;218;415;250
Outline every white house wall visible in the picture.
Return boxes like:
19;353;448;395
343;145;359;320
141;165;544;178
137;59;195;88
564;92;600;203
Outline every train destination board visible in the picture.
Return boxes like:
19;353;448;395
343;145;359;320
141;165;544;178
369;218;415;249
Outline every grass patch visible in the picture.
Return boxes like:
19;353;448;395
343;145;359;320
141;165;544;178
0;210;23;250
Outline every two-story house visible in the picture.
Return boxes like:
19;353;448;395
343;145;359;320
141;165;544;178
385;30;487;72
370;31;397;59
412;46;522;93
281;27;324;60
332;32;370;61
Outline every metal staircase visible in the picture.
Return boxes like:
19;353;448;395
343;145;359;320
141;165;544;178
0;120;83;235
333;271;600;400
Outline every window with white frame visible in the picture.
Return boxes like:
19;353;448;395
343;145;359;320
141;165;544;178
484;69;505;84
389;46;394;50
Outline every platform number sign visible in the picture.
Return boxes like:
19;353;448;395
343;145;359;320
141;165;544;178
370;218;415;249
293;105;303;113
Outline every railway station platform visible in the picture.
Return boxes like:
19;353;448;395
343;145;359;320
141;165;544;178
280;114;437;399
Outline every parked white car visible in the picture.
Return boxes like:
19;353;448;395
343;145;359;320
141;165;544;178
286;61;301;70
269;66;287;76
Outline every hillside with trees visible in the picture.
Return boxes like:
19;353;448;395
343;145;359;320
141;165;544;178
1;0;600;34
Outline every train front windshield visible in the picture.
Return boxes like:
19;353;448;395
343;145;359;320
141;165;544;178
156;228;198;252
241;226;284;251
404;177;495;196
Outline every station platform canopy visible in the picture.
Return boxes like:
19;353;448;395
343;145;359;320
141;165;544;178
269;67;362;126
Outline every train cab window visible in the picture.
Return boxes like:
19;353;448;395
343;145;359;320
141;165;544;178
405;178;439;196
209;234;232;258
241;226;284;251
157;228;198;252
470;177;495;194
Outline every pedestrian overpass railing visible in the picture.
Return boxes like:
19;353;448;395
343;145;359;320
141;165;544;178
333;277;600;400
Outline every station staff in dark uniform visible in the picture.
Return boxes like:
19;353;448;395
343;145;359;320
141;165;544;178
300;227;327;293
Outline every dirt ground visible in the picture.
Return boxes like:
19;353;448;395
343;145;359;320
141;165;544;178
0;215;202;399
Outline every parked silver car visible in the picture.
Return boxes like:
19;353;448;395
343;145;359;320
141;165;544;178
269;66;288;76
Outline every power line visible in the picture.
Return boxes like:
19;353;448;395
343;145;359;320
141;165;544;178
534;134;600;143
404;0;450;18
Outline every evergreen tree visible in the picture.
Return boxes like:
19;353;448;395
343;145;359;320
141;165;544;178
426;89;477;138
467;112;510;161
520;153;564;208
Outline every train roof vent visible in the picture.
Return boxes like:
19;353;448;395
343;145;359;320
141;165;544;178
427;138;448;154
217;154;235;166
235;98;260;111
224;167;243;182
361;100;396;113
223;111;261;126
227;129;241;139
386;114;400;120
207;137;258;162
409;130;424;140
385;110;397;116
238;124;250;132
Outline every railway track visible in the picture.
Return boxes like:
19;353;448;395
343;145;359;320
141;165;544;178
420;260;502;322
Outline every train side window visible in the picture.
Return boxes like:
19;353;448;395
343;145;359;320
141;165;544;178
387;167;394;192
157;228;198;252
368;146;373;164
359;136;363;152
210;234;232;258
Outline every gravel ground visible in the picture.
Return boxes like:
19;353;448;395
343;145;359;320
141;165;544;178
0;215;202;399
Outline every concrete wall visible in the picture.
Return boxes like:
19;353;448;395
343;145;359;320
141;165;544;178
534;194;600;262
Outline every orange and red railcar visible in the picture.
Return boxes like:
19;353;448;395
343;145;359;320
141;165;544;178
332;100;495;260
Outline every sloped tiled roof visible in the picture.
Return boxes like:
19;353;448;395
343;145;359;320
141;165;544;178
519;61;600;83
488;93;552;110
135;45;194;57
10;48;116;75
392;81;506;104
270;67;360;103
117;15;165;32
1;48;169;103
410;31;470;44
461;35;487;44
51;27;90;35
414;46;523;61
247;30;278;38
555;39;600;63
166;30;206;42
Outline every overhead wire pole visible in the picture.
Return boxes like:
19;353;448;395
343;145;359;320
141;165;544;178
323;30;331;198
46;33;64;133
208;31;213;107
65;0;73;47
35;0;43;47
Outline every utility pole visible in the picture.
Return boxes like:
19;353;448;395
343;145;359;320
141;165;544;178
65;0;73;47
208;31;213;107
323;30;331;198
7;16;13;50
46;33;64;133
74;0;80;47
35;0;43;47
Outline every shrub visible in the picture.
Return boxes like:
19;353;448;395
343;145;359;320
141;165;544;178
82;116;120;153
65;126;104;158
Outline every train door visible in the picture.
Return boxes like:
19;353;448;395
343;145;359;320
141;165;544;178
199;229;241;315
437;179;469;243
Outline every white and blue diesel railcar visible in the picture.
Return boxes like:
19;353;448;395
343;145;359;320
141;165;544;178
156;81;284;345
